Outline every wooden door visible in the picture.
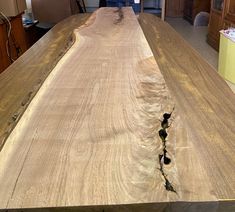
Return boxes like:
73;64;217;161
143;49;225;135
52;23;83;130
224;0;235;25
207;0;223;50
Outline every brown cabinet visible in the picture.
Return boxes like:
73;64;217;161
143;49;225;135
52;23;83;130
223;0;235;27
183;0;211;24
166;0;185;17
0;14;27;73
207;0;235;50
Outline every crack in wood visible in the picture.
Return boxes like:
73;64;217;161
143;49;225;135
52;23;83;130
158;108;176;193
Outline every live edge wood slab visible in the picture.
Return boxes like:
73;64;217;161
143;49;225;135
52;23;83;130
0;13;91;151
0;7;234;211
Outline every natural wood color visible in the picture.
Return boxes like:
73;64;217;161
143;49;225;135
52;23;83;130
207;0;235;50
0;8;179;209
141;0;144;13
161;0;166;20
0;14;91;151
166;0;184;17
0;8;235;211
139;12;235;210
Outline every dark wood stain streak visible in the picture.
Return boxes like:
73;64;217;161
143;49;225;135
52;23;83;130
1;201;235;211
114;7;124;24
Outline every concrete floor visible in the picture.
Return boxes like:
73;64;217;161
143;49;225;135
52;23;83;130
166;17;235;93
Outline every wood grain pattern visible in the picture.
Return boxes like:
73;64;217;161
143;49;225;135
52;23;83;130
166;0;184;17
0;14;91;151
139;12;235;209
0;8;179;209
0;8;234;211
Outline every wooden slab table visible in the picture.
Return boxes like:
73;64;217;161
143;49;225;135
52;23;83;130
0;8;234;211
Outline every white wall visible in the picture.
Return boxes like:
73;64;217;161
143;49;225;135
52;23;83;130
26;0;31;9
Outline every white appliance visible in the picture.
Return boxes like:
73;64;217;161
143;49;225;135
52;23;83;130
0;0;26;16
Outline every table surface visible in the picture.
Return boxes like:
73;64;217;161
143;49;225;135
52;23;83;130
0;8;234;211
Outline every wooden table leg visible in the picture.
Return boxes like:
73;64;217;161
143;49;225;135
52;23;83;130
81;0;86;12
99;0;107;7
141;0;144;13
161;0;165;21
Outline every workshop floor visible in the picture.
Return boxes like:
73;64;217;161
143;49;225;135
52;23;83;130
166;17;235;93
